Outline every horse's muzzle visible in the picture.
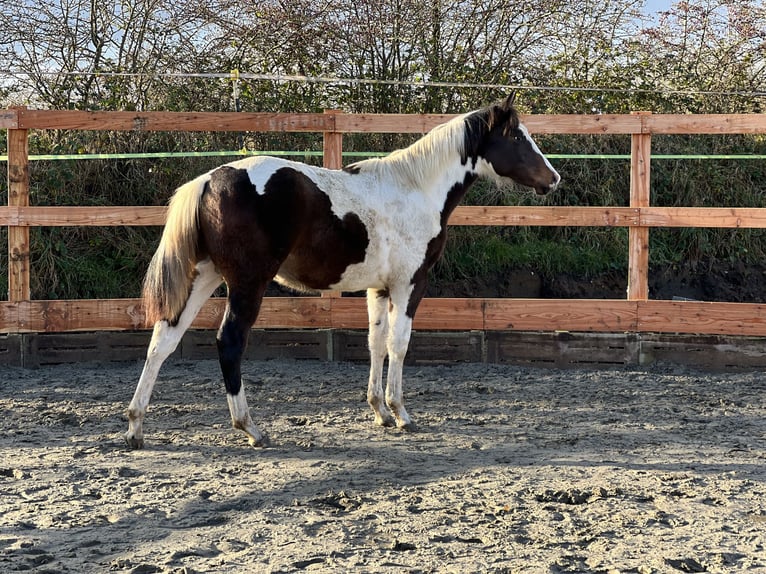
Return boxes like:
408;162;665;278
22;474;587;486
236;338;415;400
535;172;561;195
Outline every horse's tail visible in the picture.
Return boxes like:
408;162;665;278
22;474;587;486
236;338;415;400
142;175;208;326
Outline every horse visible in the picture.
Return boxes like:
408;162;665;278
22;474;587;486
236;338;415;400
124;95;560;449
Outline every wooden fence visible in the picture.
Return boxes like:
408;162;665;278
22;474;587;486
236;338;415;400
3;108;766;337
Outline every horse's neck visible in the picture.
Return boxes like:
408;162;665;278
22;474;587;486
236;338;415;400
382;117;473;198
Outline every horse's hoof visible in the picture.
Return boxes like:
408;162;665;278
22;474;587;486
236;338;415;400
125;434;144;449
376;415;396;428
248;433;270;448
398;421;418;433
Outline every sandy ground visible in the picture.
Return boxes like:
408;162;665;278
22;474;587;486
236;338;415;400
0;356;765;573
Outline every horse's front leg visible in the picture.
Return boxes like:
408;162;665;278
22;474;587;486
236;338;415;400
384;288;420;431
366;288;395;427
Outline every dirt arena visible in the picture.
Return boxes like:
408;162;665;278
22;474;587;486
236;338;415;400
1;357;764;573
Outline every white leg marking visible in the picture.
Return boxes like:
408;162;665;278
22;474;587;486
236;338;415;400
366;289;394;427
125;260;221;448
227;390;267;447
385;289;415;430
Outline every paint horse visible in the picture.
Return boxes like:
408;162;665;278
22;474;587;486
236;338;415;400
125;96;560;448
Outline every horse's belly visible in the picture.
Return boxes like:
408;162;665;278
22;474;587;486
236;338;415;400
274;253;385;293
329;259;387;292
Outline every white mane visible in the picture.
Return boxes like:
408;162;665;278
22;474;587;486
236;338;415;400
348;113;469;189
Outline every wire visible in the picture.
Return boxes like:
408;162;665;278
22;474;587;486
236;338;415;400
3;151;766;162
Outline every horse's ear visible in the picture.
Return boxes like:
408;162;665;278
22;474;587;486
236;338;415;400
503;93;517;110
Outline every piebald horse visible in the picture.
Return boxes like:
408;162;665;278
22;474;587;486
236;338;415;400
125;96;560;448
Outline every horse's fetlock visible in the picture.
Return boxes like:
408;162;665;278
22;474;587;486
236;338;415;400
126;407;144;422
367;394;382;408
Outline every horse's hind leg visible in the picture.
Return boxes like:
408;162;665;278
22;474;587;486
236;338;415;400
217;285;269;447
125;260;221;449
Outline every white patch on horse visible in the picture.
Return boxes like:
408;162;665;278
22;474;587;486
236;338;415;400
227;390;265;446
317;116;473;292
520;124;561;185
240;156;296;194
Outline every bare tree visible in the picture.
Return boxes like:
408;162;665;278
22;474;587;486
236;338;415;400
639;0;766;112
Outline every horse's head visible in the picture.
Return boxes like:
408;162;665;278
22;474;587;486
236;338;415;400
467;96;560;195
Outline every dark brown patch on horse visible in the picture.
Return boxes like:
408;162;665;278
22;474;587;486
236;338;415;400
343;164;362;175
461;100;520;169
406;173;478;318
199;165;369;294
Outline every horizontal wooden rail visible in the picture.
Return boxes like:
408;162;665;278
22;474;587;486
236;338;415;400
3;205;766;229
3;297;766;336
5;108;766;338
0;206;167;226
5;109;766;135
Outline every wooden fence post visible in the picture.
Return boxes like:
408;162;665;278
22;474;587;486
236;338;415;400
628;112;651;301
322;109;343;170
7;107;31;303
322;110;343;300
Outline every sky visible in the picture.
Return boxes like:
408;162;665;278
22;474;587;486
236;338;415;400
642;0;674;15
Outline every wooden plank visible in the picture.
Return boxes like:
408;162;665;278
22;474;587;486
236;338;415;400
639;333;766;370
17;110;333;132
12;299;144;332
0;303;19;334
255;297;333;329
522;114;643;134
189;297;335;329
333;330;485;364
483;299;637;331
0;206;167;226
332;330;370;362
10;110;766;136
334;113;454;133
0;109;18;129
646;114;766;134
628;120;651;300
322;110;343;169
639;207;766;228
407;331;484;364
637;300;766;336
411;298;485;330
0;334;22;366
245;329;330;361
486;331;640;367
449;206;639;227
7;297;766;337
325;297;370;329
7;127;31;301
322;111;344;299
6;297;335;332
335;113;645;135
5;205;766;230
